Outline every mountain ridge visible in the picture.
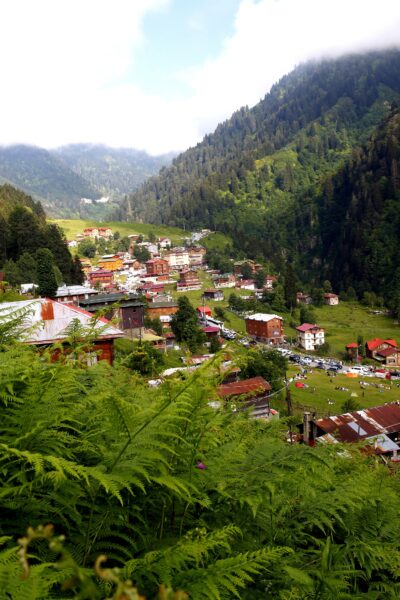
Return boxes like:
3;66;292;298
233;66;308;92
117;49;400;300
0;143;174;218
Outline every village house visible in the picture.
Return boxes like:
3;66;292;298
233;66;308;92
97;255;124;272
296;323;325;351
296;292;313;304
0;298;124;365
87;269;114;288
164;331;176;349
196;306;212;319
203;288;224;301
145;258;169;276
217;376;278;420
136;242;159;257
302;404;400;461
79;258;92;274
83;227;99;239
236;279;256;290
79;293;145;337
264;275;278;291
164;248;190;271
375;347;400;367
365;338;398;360
158;237;171;249
324;293;339;305
123;259;142;271
233;260;263;275
146;300;179;320
176;270;202;292
67;240;78;248
212;273;236;288
53;285;98;305
245;313;284;345
202;325;220;339
83;227;113;240
98;227;113;240
345;342;359;361
188;246;206;267
137;281;165;296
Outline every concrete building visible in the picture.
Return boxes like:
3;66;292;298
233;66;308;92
245;313;284;345
296;323;325;351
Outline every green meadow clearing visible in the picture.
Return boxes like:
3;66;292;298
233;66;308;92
51;218;186;244
283;366;400;418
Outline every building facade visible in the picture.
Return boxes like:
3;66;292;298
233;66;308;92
245;313;284;344
296;323;325;350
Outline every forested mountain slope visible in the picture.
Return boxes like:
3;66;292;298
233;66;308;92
54;144;174;197
0;144;173;218
0;145;99;216
0;184;83;285
319;107;400;305
120;49;400;297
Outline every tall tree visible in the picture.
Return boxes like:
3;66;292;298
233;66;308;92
36;248;58;297
284;263;297;311
171;296;205;352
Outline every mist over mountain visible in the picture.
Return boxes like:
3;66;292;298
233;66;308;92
0;144;174;218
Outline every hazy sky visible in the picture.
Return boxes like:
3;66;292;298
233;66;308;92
0;0;399;154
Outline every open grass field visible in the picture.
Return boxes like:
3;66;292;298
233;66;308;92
285;365;400;418
281;302;399;358
51;219;186;244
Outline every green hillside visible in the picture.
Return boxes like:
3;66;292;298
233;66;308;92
52;218;186;244
119;50;400;303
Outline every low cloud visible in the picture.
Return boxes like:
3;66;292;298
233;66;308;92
0;0;399;154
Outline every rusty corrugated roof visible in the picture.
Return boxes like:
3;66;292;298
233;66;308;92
217;376;271;398
316;402;400;442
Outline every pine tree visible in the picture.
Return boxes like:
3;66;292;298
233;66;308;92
171;296;205;352
36;248;58;297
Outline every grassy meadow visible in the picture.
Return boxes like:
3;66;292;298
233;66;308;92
284;366;400;418
51;218;186;244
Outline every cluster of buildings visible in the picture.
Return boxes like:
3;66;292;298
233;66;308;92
346;337;400;367
297;291;340;305
301;403;400;462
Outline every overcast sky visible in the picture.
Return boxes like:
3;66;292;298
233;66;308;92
0;0;399;155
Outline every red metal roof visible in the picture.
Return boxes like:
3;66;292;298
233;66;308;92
296;323;320;332
377;347;399;358
366;338;398;351
385;339;398;347
197;306;212;313
316;402;400;442
217;376;271;398
202;326;220;334
346;343;358;348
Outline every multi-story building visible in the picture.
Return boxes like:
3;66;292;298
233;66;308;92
164;248;190;270
97;255;124;271
53;285;98;305
87;269;114;288
296;323;325;350
145;258;169;276
245;313;284;345
176;270;202;292
79;293;145;337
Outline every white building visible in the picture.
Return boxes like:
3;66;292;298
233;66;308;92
164;248;190;270
158;237;171;249
296;323;325;351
